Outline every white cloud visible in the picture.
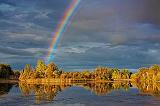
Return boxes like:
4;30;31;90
57;42;110;54
23;48;47;53
6;32;50;42
0;3;16;12
34;9;53;19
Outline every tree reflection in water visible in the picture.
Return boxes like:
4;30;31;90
133;82;160;97
73;82;131;96
19;81;160;104
0;83;13;96
19;82;72;104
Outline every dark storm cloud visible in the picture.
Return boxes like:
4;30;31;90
0;0;160;70
0;0;71;66
78;0;160;26
138;0;160;26
61;0;160;45
57;0;160;69
54;42;160;70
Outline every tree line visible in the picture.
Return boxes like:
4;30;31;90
0;64;20;79
19;59;133;81
19;60;62;80
131;64;160;82
2;59;160;82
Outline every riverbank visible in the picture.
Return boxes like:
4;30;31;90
0;79;19;83
19;78;133;84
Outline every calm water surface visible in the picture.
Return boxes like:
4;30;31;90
0;82;160;106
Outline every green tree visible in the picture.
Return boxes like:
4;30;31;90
14;71;20;78
0;64;13;78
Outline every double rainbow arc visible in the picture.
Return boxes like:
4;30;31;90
46;0;81;63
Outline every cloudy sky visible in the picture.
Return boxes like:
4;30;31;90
0;0;160;71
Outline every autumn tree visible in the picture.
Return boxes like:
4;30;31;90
81;70;91;80
132;65;160;82
45;62;56;78
121;69;130;79
35;59;47;78
111;68;121;80
93;67;112;80
19;64;33;80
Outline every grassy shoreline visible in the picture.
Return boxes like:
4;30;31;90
0;79;19;83
0;78;133;85
18;78;133;84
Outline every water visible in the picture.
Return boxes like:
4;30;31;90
0;82;160;106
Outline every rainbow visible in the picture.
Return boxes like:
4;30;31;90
46;0;81;63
